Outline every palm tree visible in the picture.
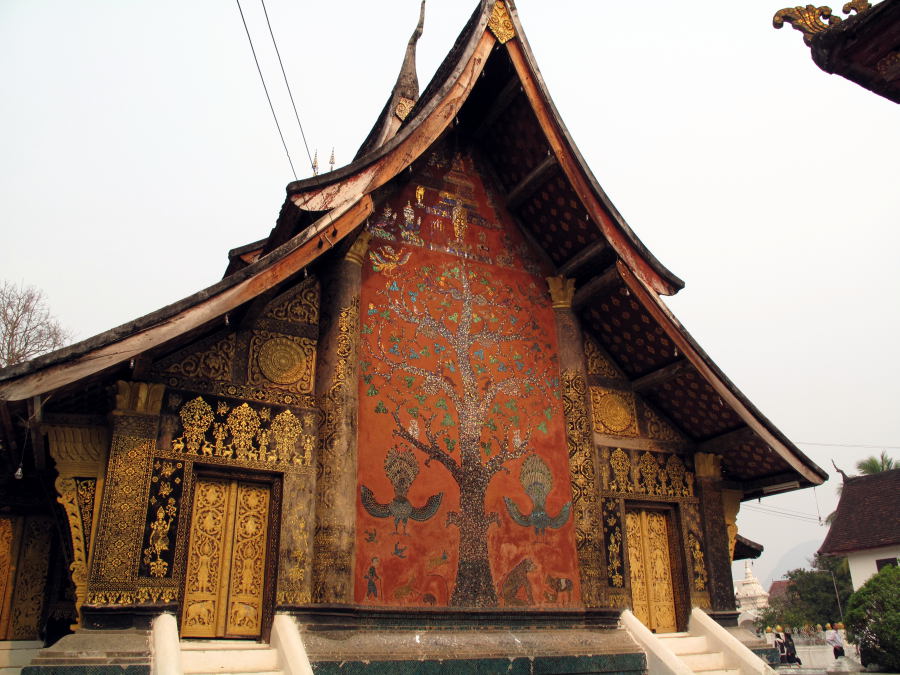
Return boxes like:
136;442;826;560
855;450;895;474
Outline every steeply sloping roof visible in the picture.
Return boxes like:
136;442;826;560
819;469;900;555
0;0;826;495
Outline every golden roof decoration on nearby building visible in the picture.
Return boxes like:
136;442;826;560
773;1;872;44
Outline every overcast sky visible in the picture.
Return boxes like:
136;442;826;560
2;1;898;589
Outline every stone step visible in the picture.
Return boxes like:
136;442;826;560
0;650;40;668
692;670;740;675
657;634;710;655
681;650;726;671
181;640;270;650
181;647;280;674
188;672;282;675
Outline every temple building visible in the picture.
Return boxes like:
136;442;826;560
734;561;770;631
0;1;826;672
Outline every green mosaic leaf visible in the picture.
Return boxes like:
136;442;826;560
443;437;457;452
485;418;497;431
367;384;378;397
404;376;415;388
441;413;455;427
436;398;448;410
375;401;387;414
537;421;548;434
407;407;419;418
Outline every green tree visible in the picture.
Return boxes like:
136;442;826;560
845;564;900;670
758;554;852;630
856;450;895;474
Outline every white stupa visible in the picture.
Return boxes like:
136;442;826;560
735;560;769;628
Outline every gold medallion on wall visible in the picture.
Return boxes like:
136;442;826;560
590;387;638;437
249;332;315;393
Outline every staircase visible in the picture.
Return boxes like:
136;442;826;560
656;633;740;675
621;608;775;675
180;640;282;675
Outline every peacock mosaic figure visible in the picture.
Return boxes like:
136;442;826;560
504;454;571;536
361;447;443;534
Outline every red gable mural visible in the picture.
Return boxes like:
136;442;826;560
355;146;580;608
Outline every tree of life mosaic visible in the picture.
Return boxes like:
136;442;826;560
356;148;580;608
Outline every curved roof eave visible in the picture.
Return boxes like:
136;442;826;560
617;262;828;486
285;0;683;296
0;197;374;402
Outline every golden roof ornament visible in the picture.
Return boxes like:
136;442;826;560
488;1;515;44
773;1;873;44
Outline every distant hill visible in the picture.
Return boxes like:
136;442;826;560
761;539;822;586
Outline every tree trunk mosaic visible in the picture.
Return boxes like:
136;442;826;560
355;148;580;608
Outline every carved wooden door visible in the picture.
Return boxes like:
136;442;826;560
626;508;677;633
181;477;271;638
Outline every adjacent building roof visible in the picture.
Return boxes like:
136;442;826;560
773;0;900;103
734;534;764;560
768;579;790;602
0;0;827;498
819;469;900;555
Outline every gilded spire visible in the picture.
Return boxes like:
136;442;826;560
355;1;427;158
395;1;426;104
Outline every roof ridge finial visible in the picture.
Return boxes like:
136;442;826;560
395;0;426;102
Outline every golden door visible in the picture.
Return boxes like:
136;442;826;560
181;478;271;638
626;509;677;633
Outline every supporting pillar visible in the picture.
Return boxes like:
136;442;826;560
694;452;737;615
547;276;606;607
46;424;108;627
88;381;166;607
312;232;369;603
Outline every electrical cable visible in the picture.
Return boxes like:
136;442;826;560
259;0;316;174
235;0;297;180
743;505;821;523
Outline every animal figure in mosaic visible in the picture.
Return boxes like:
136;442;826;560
360;447;443;535
392;575;417;601
369;245;411;275
543;575;574;604
503;454;571;536
499;558;535;606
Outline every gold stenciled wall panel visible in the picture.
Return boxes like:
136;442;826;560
0;516;53;640
157;391;317;606
143;276;321;608
85;277;322;611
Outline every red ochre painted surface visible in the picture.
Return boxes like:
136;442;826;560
355;147;581;608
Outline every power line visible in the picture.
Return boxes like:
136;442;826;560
259;0;315;174
743;505;821;524
235;0;297;180
804;442;900;449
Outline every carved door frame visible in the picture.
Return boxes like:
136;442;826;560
178;466;282;642
623;501;690;633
